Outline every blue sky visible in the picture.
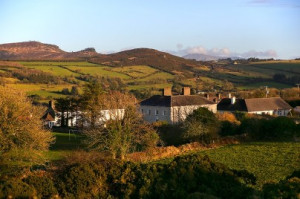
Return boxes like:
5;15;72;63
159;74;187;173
0;0;299;59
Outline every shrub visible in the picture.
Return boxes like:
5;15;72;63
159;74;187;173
239;117;298;141
57;163;107;198
0;180;36;198
183;108;220;144
262;175;300;199
24;175;57;199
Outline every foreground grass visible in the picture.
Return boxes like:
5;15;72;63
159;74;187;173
156;142;299;189
45;132;85;161
197;142;299;189
45;134;300;190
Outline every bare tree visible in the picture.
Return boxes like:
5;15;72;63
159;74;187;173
84;90;159;159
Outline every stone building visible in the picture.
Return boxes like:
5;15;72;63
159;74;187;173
140;87;217;123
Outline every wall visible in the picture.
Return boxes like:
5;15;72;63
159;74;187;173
140;105;172;123
171;104;217;123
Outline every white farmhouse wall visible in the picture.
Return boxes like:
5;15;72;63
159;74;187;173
171;104;217;123
248;109;290;116
140;105;171;123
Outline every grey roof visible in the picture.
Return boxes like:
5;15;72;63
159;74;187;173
140;95;215;107
217;98;247;112
217;97;292;112
245;97;292;112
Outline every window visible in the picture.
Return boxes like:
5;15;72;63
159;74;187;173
162;110;166;115
278;110;282;116
148;110;151;115
141;109;144;113
155;110;159;115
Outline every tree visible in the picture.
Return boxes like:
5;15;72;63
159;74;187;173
183;107;219;144
81;81;105;127
84;91;159;159
0;86;54;173
71;86;79;96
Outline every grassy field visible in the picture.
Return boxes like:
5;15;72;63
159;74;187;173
45;133;300;190
45;132;85;161
228;60;300;78
238;81;292;89
156;142;300;189
2;60;300;101
5;83;76;98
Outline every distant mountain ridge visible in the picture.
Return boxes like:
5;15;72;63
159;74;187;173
0;41;203;74
183;53;243;61
183;53;221;61
0;41;99;60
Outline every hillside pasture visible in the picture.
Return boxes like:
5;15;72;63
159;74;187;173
156;142;300;189
197;142;300;189
228;61;300;78
239;81;292;89
64;65;131;79
6;83;75;98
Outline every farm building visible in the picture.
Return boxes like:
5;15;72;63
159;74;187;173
41;101;58;128
140;87;217;123
42;101;125;128
217;96;292;116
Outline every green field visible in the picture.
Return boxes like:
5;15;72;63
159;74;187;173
1;60;300;100
228;61;300;78
45;132;85;161
238;81;292;89
45;133;300;190
157;142;300;189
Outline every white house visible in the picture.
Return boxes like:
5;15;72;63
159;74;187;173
140;87;217;123
42;101;125;128
217;96;292;116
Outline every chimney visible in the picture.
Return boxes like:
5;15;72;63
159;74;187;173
204;93;209;99
49;100;55;109
217;93;221;100
231;96;236;104
228;93;232;98
182;87;190;96
163;87;172;96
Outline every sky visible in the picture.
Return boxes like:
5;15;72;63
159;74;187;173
0;0;299;59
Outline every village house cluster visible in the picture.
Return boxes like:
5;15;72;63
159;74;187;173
42;87;294;128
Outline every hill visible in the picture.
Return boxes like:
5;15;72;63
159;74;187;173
0;41;202;74
0;41;98;60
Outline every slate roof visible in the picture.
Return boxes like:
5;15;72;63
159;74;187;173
217;97;292;112
41;107;56;121
245;97;292;112
217;98;247;112
140;95;215;107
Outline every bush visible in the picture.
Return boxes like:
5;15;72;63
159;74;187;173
52;154;255;198
239;117;298;141
262;174;300;199
183;108;220;144
57;163;107;198
157;123;185;146
24;175;57;199
0;180;36;198
220;121;239;136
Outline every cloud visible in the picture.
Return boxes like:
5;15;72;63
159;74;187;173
170;45;278;58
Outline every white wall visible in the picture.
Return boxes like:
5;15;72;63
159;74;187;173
249;109;290;116
140;105;171;123
140;104;217;124
171;104;217;123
